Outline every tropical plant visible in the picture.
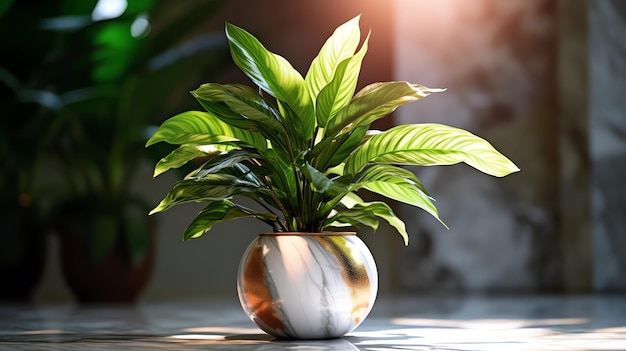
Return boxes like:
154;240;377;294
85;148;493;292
30;0;229;263
146;15;519;244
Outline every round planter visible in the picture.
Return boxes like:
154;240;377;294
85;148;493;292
237;232;378;339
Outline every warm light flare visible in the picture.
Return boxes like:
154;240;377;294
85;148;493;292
20;329;65;335
391;317;591;329
182;326;262;334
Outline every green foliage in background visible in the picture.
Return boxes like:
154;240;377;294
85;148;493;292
0;0;230;262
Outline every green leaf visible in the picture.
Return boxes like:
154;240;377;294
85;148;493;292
302;162;350;195
313;125;368;170
316;34;369;128
326;82;442;136
191;83;284;145
326;192;408;245
266;151;299;210
146;110;266;151
154;144;217;177
344;123;521;177
186;152;291;216
305;15;361;105
186;149;263;181
354;164;431;196
275;100;307;150
191;83;298;166
150;174;262;214
184;200;278;240
351;164;444;228
326;208;381;232
225;22;314;140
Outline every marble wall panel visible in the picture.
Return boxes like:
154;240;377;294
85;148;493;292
393;0;561;292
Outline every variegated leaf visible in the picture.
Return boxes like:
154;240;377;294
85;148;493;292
149;174;261;214
344;123;520;177
325;82;442;136
145;110;266;151
327;192;408;244
154;144;217;177
316;33;369;128
305;15;361;101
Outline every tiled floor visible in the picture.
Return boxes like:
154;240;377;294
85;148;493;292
1;295;625;350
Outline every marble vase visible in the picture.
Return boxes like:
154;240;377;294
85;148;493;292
237;232;378;339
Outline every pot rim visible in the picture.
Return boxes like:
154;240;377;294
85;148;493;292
259;231;356;237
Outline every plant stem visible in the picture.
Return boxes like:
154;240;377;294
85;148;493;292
251;158;290;231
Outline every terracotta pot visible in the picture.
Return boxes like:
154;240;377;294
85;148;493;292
59;230;155;303
237;232;378;339
56;199;155;303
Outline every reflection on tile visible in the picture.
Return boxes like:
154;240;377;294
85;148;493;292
390;317;590;329
1;295;625;350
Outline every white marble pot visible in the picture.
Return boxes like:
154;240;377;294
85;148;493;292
237;232;378;339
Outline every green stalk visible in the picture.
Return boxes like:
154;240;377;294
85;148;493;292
250;195;288;231
250;158;290;231
293;168;304;231
277;126;304;231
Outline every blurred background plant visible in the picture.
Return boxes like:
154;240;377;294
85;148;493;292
0;0;230;302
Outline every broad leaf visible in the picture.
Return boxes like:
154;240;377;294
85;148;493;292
326;192;408;245
187;155;292;217
146;110;266;150
150;174;261;214
325;208;381;232
313;125;368;170
184;200;278;240
275;100;307;150
186;149;263;182
190;83;284;151
226;22;315;140
154;145;217;177
326;82;442;136
316;34;369;128
305;15;361;105
302;162;350;195
350;167;444;228
344;123;521;177
354;164;431;196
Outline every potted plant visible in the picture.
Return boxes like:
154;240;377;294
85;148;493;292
15;0;230;303
147;15;519;339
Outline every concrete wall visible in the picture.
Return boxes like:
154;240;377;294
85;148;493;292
589;0;626;292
